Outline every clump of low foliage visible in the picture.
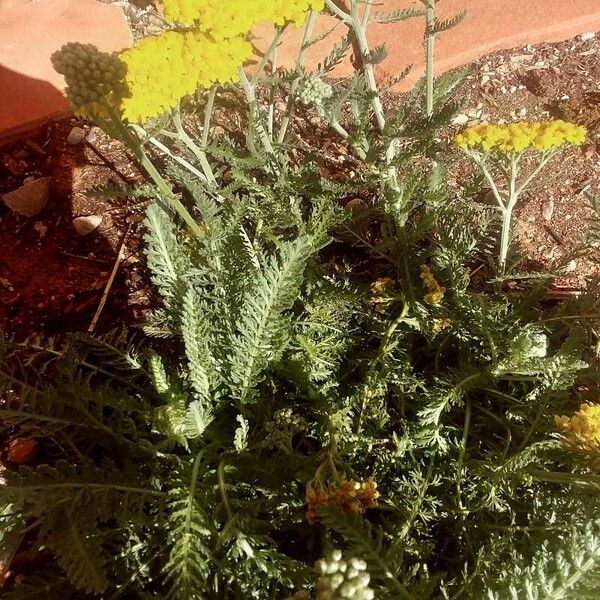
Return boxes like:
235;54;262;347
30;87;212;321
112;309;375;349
2;1;600;599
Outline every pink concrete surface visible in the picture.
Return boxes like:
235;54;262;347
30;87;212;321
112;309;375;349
254;0;600;89
0;0;132;135
0;0;599;140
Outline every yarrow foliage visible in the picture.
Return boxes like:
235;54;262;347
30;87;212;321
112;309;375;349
556;403;600;454
454;120;587;153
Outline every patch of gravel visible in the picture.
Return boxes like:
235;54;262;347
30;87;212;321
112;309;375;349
98;0;167;39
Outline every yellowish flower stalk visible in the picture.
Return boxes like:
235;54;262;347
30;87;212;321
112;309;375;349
454;121;586;269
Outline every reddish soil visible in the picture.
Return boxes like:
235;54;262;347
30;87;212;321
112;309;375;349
0;119;152;337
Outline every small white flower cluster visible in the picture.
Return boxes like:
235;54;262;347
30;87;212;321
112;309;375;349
314;550;374;600
297;77;334;116
261;408;307;450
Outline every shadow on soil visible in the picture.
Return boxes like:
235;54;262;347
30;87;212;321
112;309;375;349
0;68;145;338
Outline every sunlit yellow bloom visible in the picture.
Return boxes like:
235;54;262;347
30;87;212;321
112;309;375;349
454;120;586;153
555;402;600;453
162;0;325;34
420;265;445;306
432;317;451;332
120;31;251;123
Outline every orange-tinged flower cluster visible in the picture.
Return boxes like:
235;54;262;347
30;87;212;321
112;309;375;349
555;402;600;453
162;0;326;33
454;120;586;153
120;31;251;123
420;265;445;306
306;479;380;523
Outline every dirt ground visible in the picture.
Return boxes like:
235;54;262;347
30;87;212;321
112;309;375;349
0;120;152;337
0;27;598;337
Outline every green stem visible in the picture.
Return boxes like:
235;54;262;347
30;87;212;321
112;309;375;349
172;108;217;186
138;150;204;237
455;399;471;511
498;154;519;269
218;459;234;520
108;113;203;236
350;9;386;131
277;11;318;144
136;127;209;183
202;86;217;149
425;0;436;118
238;66;275;155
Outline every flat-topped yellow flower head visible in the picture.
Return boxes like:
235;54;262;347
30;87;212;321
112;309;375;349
162;0;325;35
555;402;600;454
119;31;252;123
454;120;586;154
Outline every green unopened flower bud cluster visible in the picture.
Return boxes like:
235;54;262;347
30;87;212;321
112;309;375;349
51;42;129;119
297;76;333;116
314;550;374;600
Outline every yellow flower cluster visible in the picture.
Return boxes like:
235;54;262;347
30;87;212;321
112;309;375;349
420;265;445;306
555;403;600;453
454;120;587;153
306;479;380;524
120;31;251;123
162;0;325;33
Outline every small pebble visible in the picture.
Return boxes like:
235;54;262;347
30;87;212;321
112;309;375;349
67;126;86;145
452;114;469;125
564;260;577;273
580;32;596;41
2;177;51;217
541;198;554;221
73;215;103;235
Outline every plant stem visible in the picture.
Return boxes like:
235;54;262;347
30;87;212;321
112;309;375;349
498;153;519;269
425;0;436;118
137;150;204;237
202;86;217;149
349;7;386;131
172;108;217;186
277;11;318;143
238;66;275;155
135;127;209;183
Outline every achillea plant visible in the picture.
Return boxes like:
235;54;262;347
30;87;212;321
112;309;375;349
454;119;587;268
3;2;600;600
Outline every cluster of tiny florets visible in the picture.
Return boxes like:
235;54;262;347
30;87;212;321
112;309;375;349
555;403;600;453
119;31;251;123
420;265;445;306
51;42;129;120
162;0;326;33
314;550;374;600
261;408;307;450
454;120;586;153
298;76;334;115
306;479;380;524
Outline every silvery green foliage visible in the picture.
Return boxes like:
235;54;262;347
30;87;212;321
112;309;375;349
314;551;374;600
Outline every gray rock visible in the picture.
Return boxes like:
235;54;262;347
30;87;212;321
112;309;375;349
67;126;86;145
3;177;51;217
73;215;102;235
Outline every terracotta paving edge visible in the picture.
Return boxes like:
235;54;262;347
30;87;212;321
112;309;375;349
427;13;600;83
0;110;72;149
